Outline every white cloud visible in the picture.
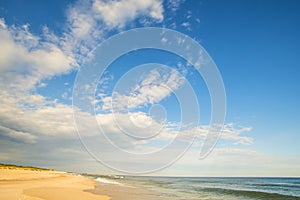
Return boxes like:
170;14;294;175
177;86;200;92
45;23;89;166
64;0;164;64
157;123;253;145
220;123;253;145
186;10;192;19
0;1;258;174
161;146;300;177
0;92;74;139
0;0;169;145
181;22;190;27
167;0;185;12
0;19;76;91
161;37;168;43
94;109;253;153
0;0;186;171
96;112;174;147
0;18;6;29
100;68;185;111
92;0;164;28
67;6;97;39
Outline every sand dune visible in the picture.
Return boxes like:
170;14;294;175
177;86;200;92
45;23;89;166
0;168;110;200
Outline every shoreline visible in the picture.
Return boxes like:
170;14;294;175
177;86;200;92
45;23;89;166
0;168;110;200
89;179;162;200
87;175;300;200
86;175;170;200
1;165;299;200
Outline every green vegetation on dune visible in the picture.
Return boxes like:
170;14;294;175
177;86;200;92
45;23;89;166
0;163;53;171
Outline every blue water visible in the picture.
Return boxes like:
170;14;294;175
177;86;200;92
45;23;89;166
92;175;300;199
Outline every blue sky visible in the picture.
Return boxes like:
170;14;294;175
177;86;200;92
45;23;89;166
0;0;299;176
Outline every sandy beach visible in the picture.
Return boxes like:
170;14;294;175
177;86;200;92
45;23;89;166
0;167;110;200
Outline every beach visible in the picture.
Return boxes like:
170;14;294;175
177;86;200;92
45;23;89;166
1;165;300;200
0;167;110;200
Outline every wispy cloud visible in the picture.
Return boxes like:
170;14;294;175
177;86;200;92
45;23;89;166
64;0;164;63
99;68;185;111
166;0;185;12
94;108;253;153
93;0;164;28
0;125;37;144
163;146;300;176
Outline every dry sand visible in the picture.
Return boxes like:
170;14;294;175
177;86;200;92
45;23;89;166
0;168;110;200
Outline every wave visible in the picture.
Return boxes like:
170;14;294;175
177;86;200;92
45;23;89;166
250;183;300;189
95;177;123;185
200;187;300;199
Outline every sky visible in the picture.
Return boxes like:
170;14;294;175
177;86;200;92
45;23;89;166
0;0;299;176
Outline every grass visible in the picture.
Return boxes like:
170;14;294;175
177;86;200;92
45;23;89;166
0;163;54;171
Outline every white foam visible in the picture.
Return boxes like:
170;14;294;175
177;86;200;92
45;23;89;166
95;177;123;185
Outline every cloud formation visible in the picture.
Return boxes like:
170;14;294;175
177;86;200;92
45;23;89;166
93;0;164;28
0;0;167;145
65;0;164;63
99;68;185;111
0;19;75;91
0;0;255;173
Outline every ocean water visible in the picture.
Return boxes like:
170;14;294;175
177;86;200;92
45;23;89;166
91;175;300;200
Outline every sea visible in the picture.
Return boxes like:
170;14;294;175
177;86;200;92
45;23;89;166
87;175;300;200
